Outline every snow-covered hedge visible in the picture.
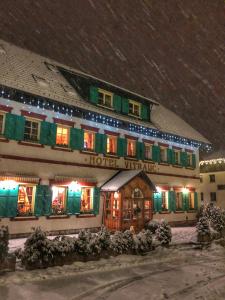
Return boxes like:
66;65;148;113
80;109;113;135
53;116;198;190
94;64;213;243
0;226;9;263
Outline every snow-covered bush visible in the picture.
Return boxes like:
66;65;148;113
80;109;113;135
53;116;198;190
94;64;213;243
155;220;172;246
110;231;126;255
97;226;111;251
123;230;135;253
89;233;102;256
52;235;75;258
74;229;92;257
146;220;159;234
0;226;9;263
196;217;211;243
18;227;54;269
134;229;153;254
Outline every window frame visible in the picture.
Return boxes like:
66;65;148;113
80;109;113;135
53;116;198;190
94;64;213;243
128;100;141;118
144;143;152;160
83;130;95;152
161;191;169;211
175;192;183;211
209;174;215;183
17;184;36;216
210;192;217;202
106;135;117;155
0;112;5;135
174;150;180;165
188;192;195;210
98;89;113;108
160;146;167;163
56;124;70;148
52;185;67;215
127;139;136;157
80;187;94;212
187;152;192;167
24;117;41;143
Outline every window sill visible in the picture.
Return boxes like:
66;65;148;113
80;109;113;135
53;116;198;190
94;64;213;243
46;215;70;219
174;211;185;214
18;141;44;148
124;156;138;161
159;162;169;166
159;211;170;214
97;104;114;111
52;146;73;152
187;210;196;213
10;216;39;221
128;113;141;119
81;150;98;156
142;159;154;164
173;164;183;168
76;214;96;218
0;136;9;143
104;153;119;159
186;166;195;170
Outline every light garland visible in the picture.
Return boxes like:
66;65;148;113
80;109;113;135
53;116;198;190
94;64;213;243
0;84;212;151
199;158;225;166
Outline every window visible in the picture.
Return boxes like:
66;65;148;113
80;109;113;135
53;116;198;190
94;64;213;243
210;192;216;202
174;151;180;165
127;139;136;157
175;192;183;210
24;118;40;142
188;192;195;210
52;186;67;215
132;188;143;198
129;100;141;117
0;113;5;135
160;147;167;162
84;131;95;151
98;89;113;108
162;191;169;210
144;143;152;160
200;192;204;201
107;135;117;154
209;174;215;183
187;153;192;166
17;185;35;216
81;188;93;212
56;125;69;147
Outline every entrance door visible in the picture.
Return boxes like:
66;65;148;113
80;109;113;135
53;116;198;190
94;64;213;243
132;198;144;230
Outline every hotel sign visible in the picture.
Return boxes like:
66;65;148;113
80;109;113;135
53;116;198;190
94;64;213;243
86;155;157;172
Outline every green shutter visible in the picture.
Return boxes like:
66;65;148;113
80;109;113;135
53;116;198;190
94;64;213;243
152;145;160;163
40;121;56;146
168;191;176;212
6;186;19;217
182;193;188;211
4;113;25;141
141;104;149;121
0;187;8;217
122;97;129;114
95;133;105;153
43;186;52;216
136;141;144;160
153;193;162;212
67;189;81;215
70;128;84;150
194;192;198;210
34;185;47;216
102;134;107;154
113;94;122;112
93;187;100;215
192;154;196;169
167;148;172;164
90;86;99;105
117;137;126;157
180;151;188;167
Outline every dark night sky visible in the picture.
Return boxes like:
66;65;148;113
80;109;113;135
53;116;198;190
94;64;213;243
0;0;224;157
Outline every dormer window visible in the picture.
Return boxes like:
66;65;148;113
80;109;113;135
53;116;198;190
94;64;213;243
98;89;113;108
129;100;141;117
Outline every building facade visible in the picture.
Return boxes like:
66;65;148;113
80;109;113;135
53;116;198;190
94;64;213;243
199;158;225;208
0;40;211;236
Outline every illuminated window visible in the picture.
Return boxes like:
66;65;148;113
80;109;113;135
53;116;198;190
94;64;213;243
132;188;143;198
107;135;117;154
56;125;69;147
17;185;35;216
84;131;95;151
188;192;195;210
98;89;113;108
160;147;167;162
187;153;192;166
52;186;67;215
0;113;4;134
81;187;93;212
144;143;152;160
129;100;141;117
24;119;40;142
174;151;180;164
162;191;169;210
175;192;183;210
127;139;136;157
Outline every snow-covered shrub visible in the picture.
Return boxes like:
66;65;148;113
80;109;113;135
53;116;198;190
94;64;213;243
97;226;111;251
196;217;211;243
155;220;172;246
110;231;125;255
146;220;159;234
134;229;153;254
52;235;75;258
196;204;205;221
122;230;135;253
0;226;9;263
89;233;102;256
18;227;54;269
75;229;92;257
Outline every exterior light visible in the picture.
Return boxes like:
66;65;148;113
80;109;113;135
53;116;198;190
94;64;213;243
156;186;162;193
69;181;81;192
182;187;189;194
114;191;119;199
0;180;18;189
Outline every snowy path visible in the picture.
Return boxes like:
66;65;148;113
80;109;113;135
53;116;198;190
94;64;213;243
1;243;225;300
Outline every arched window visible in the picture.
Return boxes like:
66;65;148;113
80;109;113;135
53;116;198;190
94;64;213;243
132;188;143;198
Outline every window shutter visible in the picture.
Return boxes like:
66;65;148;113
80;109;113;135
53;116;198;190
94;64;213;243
152;145;160;163
194;192;198;210
117;137;126;157
43;186;52;216
89;86;99;105
102;134;107;154
95;133;105;153
0;187;8;217
49;123;57;146
136;141;144;160
180;151;188;167
172;150;176;165
93;187;100;215
70;128;84;150
192;154;196;169
113;94;122;112
4;113;17;140
182;193;188;211
167;148;172;164
168;191;176;212
6;186;19;217
15;115;25;141
141;104;149;121
67;189;81;215
34;185;46;216
153;193;162;212
121;97;129;114
40;121;50;145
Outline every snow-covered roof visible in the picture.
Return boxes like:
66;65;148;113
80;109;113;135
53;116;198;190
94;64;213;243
101;170;156;192
0;39;210;144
